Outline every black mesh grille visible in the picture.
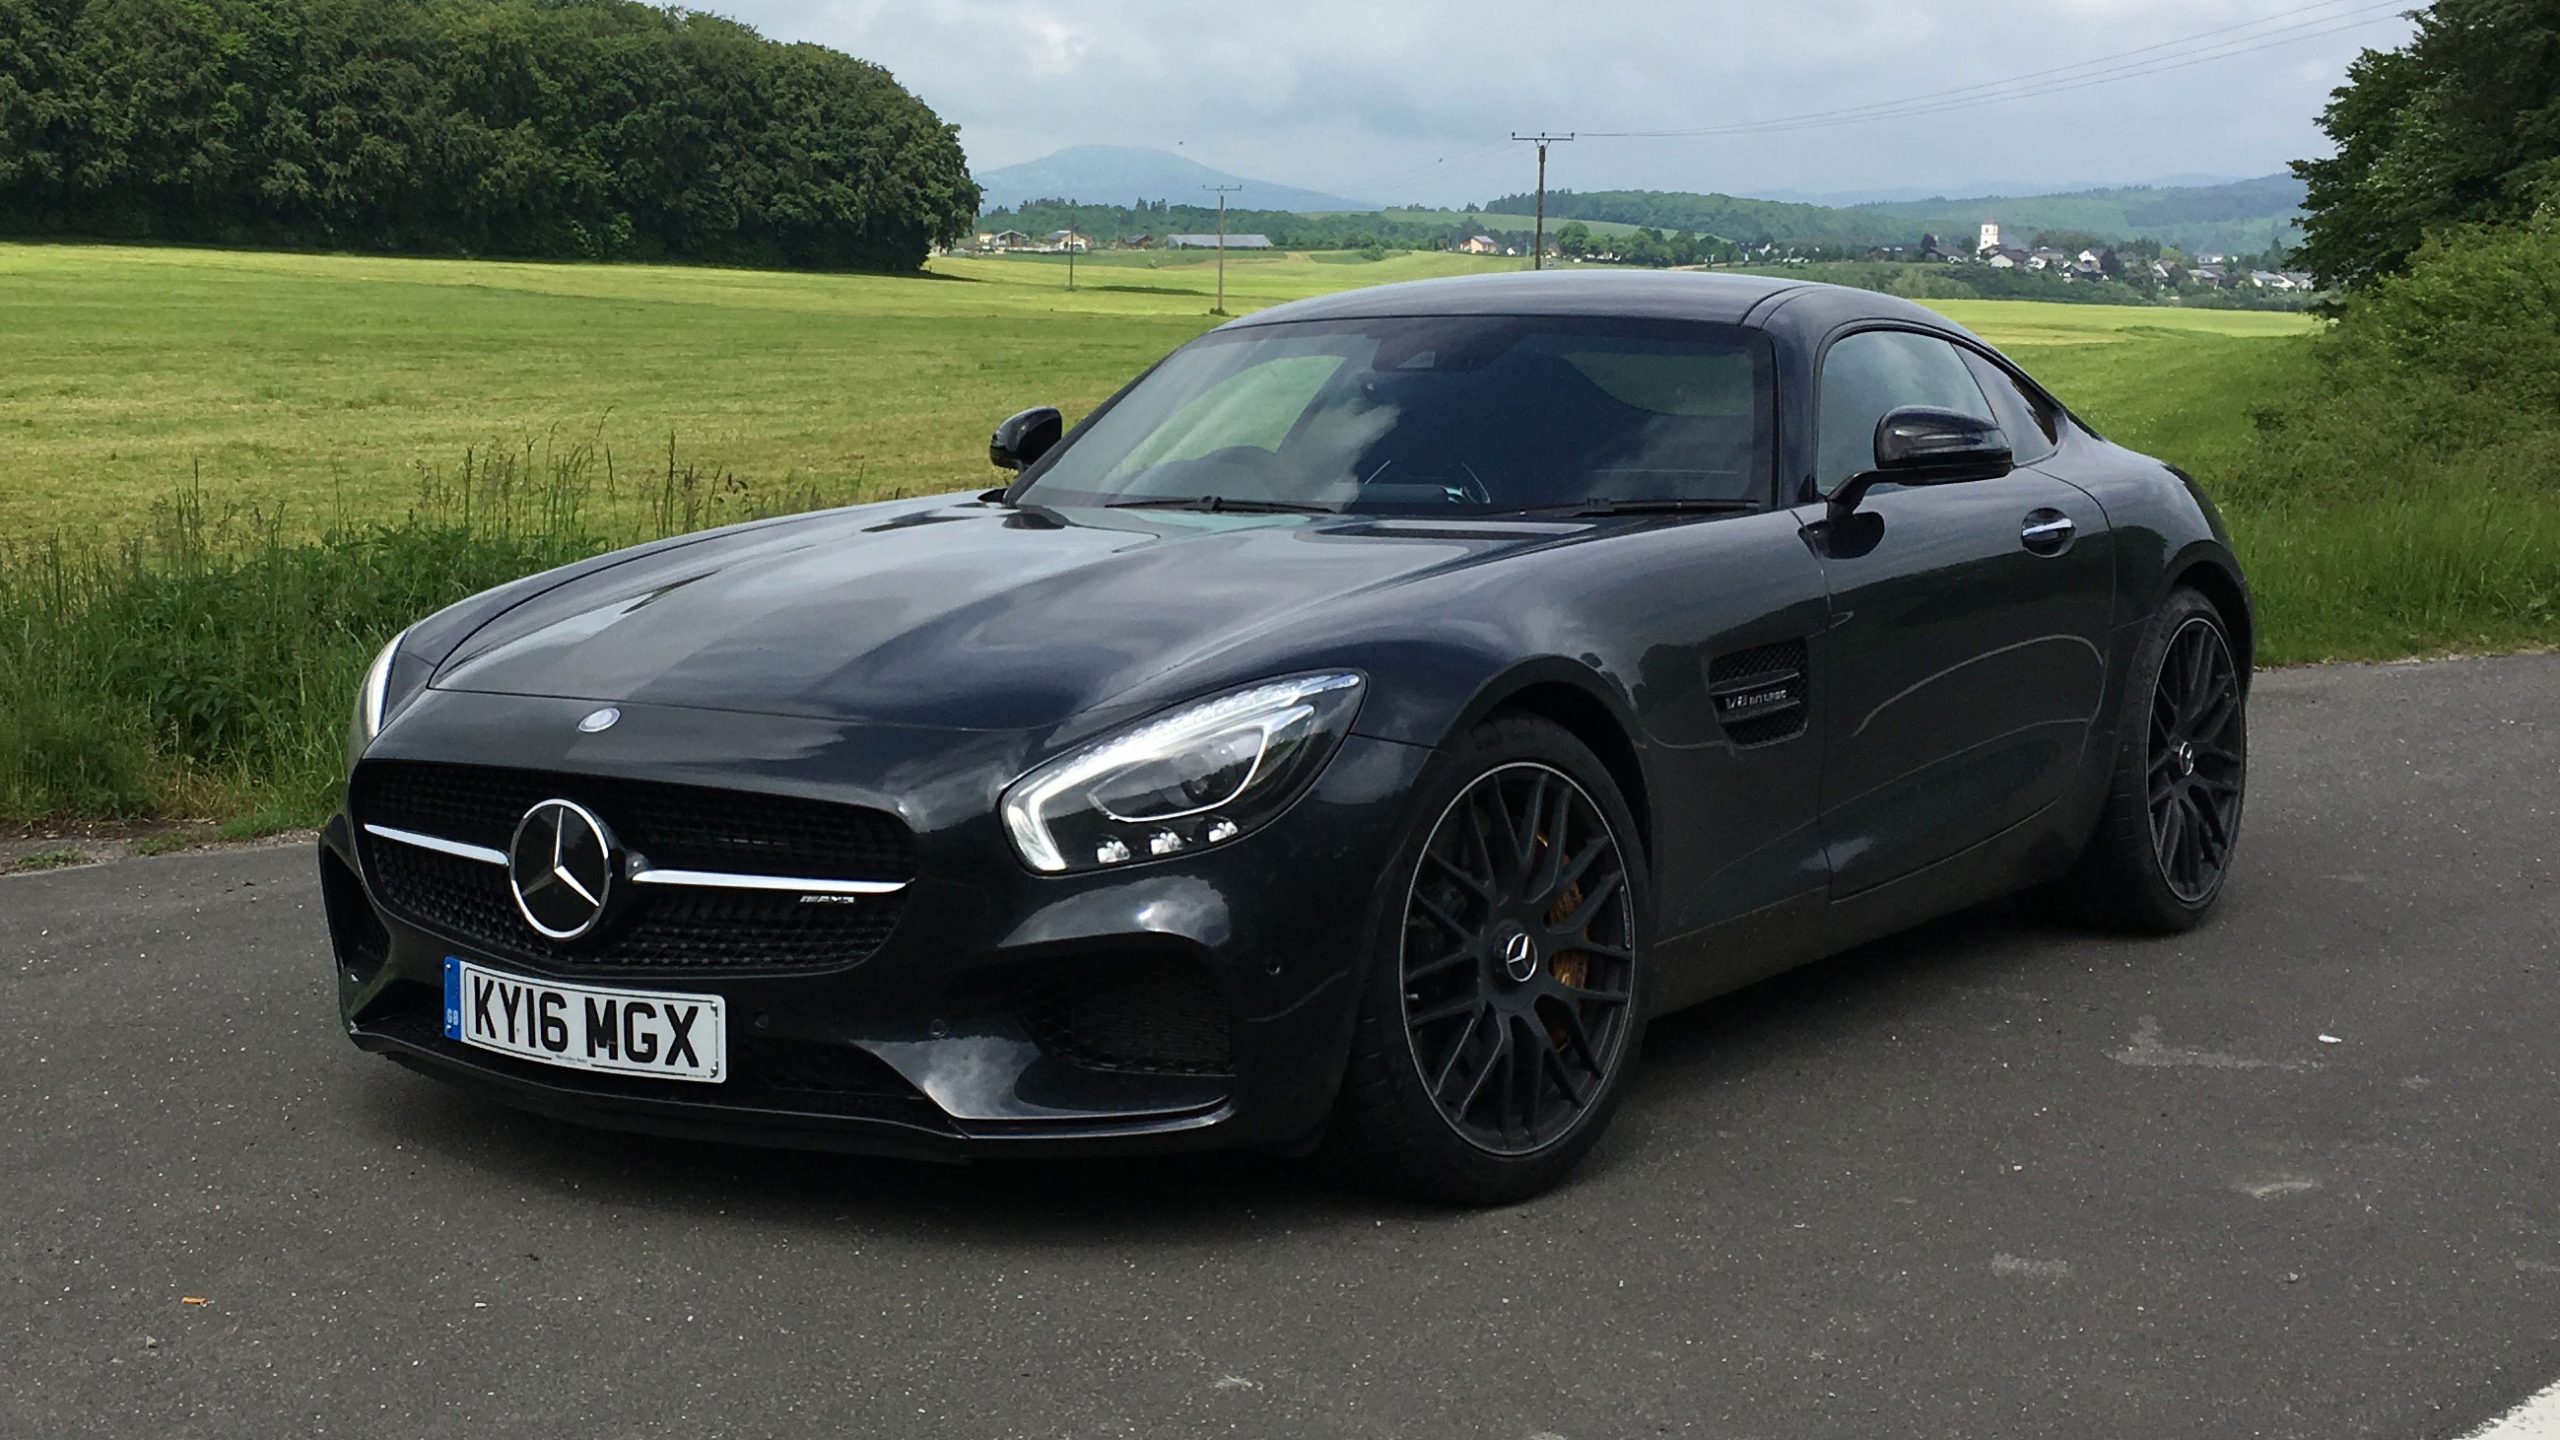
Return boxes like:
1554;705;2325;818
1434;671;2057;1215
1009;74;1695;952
363;999;950;1129
1019;957;1233;1075
351;761;912;977
1708;638;1810;747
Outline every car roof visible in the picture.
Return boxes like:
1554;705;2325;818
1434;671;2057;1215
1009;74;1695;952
1222;270;1976;340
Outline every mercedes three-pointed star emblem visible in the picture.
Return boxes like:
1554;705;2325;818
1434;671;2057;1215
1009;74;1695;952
508;799;619;941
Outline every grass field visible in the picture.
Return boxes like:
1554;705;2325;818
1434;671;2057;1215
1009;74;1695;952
0;242;2308;538
7;238;2550;828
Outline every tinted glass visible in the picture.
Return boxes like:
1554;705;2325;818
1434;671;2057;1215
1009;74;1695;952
1019;317;1775;513
1814;330;1995;492
1961;349;2060;464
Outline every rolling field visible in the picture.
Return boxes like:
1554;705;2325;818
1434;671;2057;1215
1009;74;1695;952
1;242;2308;537
7;238;2553;828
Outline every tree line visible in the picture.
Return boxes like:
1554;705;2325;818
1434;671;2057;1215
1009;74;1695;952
2292;0;2559;291
0;0;979;270
982;199;1529;253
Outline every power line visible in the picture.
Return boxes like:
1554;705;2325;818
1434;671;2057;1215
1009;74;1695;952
1734;10;2411;135
1327;140;1517;203
1578;0;2411;139
1584;0;2386;137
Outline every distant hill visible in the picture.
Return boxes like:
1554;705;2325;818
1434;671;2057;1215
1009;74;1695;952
1478;174;2307;255
1758;174;2250;206
1854;175;2308;255
974;145;1379;214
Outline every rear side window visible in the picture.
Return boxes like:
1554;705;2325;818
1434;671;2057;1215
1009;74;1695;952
1814;330;1994;493
1961;350;2062;465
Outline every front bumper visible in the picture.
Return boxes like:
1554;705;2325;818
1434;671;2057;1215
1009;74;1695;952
324;692;1432;1159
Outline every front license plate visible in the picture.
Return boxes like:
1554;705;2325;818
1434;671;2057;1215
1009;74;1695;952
443;957;726;1084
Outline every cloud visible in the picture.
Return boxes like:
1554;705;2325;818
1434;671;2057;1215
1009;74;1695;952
718;0;2416;202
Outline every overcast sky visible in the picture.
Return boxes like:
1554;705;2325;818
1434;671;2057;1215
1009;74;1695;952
713;0;2417;204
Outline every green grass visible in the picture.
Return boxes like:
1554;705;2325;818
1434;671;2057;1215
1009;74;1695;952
0;238;2548;826
8;845;85;872
0;241;2309;537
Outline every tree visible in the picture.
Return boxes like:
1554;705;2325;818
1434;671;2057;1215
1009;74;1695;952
2294;0;2560;290
0;0;979;271
1555;219;1591;258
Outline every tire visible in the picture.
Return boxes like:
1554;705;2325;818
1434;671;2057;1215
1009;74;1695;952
2037;586;2247;933
1322;714;1650;1206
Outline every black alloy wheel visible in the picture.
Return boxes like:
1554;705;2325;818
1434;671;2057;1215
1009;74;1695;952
1399;762;1637;1156
2147;615;2244;904
2030;586;2248;934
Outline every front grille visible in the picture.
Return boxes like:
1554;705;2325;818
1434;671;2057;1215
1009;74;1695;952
351;761;913;977
1020;956;1233;1076
363;1000;951;1129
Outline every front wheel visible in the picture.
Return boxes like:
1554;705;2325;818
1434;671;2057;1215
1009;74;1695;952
2039;586;2248;932
1324;715;1648;1205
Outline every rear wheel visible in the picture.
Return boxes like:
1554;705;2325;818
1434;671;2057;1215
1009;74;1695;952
1324;716;1647;1205
2040;586;2247;932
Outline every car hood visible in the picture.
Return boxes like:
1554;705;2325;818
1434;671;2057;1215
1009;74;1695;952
433;496;1574;730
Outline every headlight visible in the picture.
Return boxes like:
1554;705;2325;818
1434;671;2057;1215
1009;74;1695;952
351;627;412;753
1001;673;1364;874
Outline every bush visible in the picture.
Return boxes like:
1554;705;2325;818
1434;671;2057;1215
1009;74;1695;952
2223;215;2560;658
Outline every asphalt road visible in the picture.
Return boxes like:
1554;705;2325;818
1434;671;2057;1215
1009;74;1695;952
5;655;2556;1440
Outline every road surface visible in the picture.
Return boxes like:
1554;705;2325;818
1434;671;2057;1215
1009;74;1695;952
5;655;2556;1438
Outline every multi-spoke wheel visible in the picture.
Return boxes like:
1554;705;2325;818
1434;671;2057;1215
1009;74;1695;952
2147;615;2244;903
2034;586;2248;932
1400;763;1635;1155
1325;716;1648;1205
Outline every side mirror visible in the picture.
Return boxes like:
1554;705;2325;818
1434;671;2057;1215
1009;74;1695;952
1827;407;2013;522
989;407;1063;471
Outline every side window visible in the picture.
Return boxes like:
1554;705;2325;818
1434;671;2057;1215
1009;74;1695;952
1814;330;1995;493
1960;350;2061;465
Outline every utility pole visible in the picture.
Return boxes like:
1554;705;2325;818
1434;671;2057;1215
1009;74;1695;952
1066;198;1077;291
1204;184;1243;313
1510;133;1574;270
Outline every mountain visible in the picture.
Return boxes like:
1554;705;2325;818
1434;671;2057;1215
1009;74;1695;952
973;145;1380;214
1478;174;2306;256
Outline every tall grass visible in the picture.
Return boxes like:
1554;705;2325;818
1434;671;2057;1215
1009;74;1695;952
0;436;881;826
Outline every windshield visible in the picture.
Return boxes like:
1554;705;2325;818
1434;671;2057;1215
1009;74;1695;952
1015;316;1775;514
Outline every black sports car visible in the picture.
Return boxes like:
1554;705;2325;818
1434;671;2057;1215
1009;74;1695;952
325;272;2249;1203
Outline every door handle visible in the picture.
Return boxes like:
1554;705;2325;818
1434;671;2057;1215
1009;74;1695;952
2020;510;2075;554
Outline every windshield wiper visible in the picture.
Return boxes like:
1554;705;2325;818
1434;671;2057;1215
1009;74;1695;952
1520;497;1761;518
1105;495;1340;515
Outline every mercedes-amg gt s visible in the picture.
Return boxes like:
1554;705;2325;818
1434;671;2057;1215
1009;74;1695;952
323;273;2250;1203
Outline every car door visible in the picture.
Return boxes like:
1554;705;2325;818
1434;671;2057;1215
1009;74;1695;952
1803;327;2112;896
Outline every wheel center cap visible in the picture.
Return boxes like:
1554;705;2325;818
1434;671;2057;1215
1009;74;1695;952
1497;927;1540;984
2174;741;2198;778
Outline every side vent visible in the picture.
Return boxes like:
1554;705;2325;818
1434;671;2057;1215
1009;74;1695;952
1708;639;1809;746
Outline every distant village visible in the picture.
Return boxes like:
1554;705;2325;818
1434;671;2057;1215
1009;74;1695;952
966;218;2313;291
1960;221;2315;291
